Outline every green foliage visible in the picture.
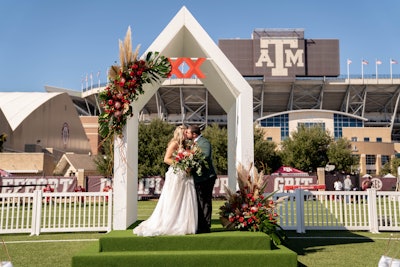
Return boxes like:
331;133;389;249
381;157;400;176
94;137;114;177
281;125;332;172
254;127;281;174
0;132;7;152
202;124;228;175
138;119;175;178
327;137;359;173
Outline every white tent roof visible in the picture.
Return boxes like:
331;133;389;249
0;92;62;131
383;173;396;178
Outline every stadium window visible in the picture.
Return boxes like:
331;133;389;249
364;137;370;142
381;155;390;166
267;137;272;141
376;137;382;142
351;137;357;142
366;155;376;165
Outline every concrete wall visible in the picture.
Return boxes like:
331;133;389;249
0;152;56;176
80;116;100;155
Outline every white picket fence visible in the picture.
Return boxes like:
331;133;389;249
1;189;400;235
0;190;113;235
274;189;400;233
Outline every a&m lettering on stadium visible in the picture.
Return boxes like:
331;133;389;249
255;38;304;76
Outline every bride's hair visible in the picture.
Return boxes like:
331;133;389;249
169;125;186;148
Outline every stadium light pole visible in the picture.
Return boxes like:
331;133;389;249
347;59;352;81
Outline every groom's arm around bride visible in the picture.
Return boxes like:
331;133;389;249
187;125;217;234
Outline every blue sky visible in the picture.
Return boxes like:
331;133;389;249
1;0;399;92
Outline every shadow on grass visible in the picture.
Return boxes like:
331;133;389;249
285;230;374;265
129;218;225;231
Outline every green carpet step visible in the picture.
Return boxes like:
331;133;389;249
99;230;273;252
72;244;297;267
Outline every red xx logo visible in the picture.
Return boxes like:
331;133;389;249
169;57;206;78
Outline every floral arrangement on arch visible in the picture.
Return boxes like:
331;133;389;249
219;163;287;246
172;144;207;176
98;26;171;139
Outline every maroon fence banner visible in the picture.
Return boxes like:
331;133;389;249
1;176;78;193
2;175;397;196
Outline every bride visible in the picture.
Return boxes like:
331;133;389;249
133;125;198;236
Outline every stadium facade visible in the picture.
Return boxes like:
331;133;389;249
69;28;400;176
2;19;400;177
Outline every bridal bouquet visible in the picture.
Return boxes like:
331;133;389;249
172;145;206;176
219;163;287;245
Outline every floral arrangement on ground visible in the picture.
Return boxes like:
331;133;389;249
172;144;207;176
98;26;171;140
219;163;287;245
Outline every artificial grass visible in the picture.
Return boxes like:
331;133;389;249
72;229;297;267
99;230;272;251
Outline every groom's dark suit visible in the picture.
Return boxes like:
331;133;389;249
192;135;217;233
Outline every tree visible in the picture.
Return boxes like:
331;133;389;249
94;137;114;177
95;119;174;178
327;137;358;173
381;157;400;176
138;119;175;178
202;123;228;175
0;133;7;152
253;127;281;174
280;125;332;172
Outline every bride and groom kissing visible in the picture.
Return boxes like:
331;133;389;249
133;125;217;236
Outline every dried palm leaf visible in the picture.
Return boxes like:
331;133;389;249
124;26;132;64
119;40;125;69
108;65;119;81
236;162;252;193
132;44;140;61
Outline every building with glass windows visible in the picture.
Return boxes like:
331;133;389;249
45;28;400;176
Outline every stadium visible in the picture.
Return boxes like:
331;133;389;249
1;9;400;178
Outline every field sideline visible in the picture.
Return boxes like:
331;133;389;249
1;200;399;267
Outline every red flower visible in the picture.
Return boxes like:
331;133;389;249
250;206;258;213
114;101;122;110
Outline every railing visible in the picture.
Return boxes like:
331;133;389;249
0;190;113;235
274;189;400;233
1;189;400;235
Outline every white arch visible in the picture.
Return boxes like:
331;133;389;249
113;6;254;230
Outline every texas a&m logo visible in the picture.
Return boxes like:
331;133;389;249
255;38;304;76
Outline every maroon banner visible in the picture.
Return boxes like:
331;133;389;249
2;175;397;196
1;176;78;193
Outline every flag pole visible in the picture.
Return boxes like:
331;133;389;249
347;59;350;80
376;59;378;81
390;58;393;80
361;59;364;82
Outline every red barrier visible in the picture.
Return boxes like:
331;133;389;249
284;184;326;190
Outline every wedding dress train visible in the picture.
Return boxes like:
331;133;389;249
133;167;198;236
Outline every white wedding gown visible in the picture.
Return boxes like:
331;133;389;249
133;167;198;236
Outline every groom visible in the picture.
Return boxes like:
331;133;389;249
187;125;217;234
